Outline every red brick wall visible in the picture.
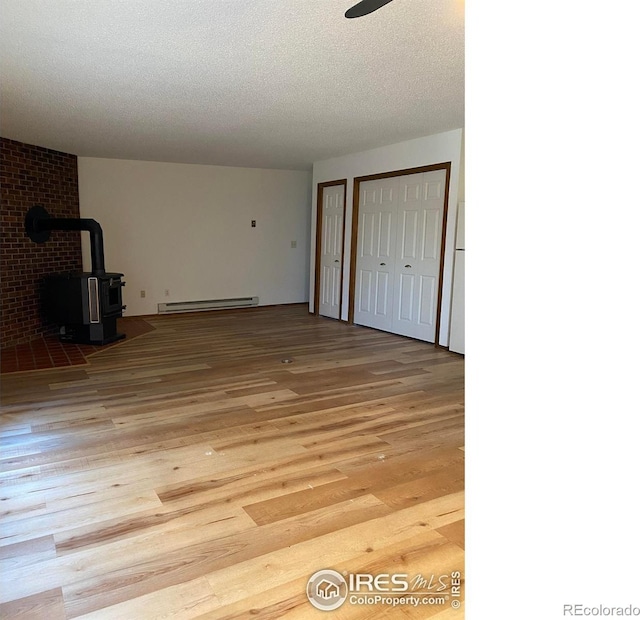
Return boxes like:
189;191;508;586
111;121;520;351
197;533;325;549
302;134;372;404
1;137;83;348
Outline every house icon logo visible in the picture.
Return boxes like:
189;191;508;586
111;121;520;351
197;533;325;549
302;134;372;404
306;569;348;611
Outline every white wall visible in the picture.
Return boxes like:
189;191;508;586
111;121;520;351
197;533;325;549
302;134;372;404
458;129;465;203
78;158;311;316
310;129;463;346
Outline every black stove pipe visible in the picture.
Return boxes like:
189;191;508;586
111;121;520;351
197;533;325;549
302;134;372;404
37;217;106;276
25;205;106;275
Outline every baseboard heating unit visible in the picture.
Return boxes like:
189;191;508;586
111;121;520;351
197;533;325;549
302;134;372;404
158;297;259;314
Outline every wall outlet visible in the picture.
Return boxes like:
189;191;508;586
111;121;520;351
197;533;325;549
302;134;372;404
140;290;146;298
251;220;256;228
291;240;297;248
164;289;170;297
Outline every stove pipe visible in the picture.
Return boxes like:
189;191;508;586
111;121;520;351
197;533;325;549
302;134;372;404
25;205;106;275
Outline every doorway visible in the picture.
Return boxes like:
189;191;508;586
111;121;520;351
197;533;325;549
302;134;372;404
348;163;451;344
314;179;347;320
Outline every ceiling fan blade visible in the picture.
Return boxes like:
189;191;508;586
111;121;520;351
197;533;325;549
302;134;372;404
345;0;395;19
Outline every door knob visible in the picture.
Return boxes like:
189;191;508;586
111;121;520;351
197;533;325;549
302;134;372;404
405;264;412;268
334;259;340;263
380;262;386;266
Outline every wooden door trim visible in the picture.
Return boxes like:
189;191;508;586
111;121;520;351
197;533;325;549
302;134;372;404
347;163;452;346
314;179;347;318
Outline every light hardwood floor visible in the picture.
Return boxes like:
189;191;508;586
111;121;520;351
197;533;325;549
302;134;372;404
0;305;464;619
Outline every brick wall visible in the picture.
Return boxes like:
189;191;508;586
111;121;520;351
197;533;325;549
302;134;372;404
1;137;83;348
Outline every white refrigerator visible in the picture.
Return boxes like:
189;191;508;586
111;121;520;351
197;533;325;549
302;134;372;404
449;202;465;354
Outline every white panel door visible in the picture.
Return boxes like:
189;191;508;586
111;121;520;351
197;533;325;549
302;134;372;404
392;169;446;341
449;250;465;353
318;184;345;319
354;178;397;332
455;201;465;250
354;169;447;343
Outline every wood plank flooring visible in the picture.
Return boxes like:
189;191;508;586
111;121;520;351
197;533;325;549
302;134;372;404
0;305;464;619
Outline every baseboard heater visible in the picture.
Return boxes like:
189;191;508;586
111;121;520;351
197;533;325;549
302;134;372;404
158;297;259;314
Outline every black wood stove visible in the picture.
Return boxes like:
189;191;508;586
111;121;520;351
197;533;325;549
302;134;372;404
25;205;126;345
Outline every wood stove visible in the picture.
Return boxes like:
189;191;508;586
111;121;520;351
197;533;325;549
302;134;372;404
41;272;126;345
25;205;126;345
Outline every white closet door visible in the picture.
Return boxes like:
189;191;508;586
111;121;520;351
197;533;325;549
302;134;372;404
353;178;397;332
354;169;447;343
392;169;446;341
318;184;344;319
449;250;465;354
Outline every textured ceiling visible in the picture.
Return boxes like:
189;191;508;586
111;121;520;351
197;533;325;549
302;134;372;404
0;0;464;171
